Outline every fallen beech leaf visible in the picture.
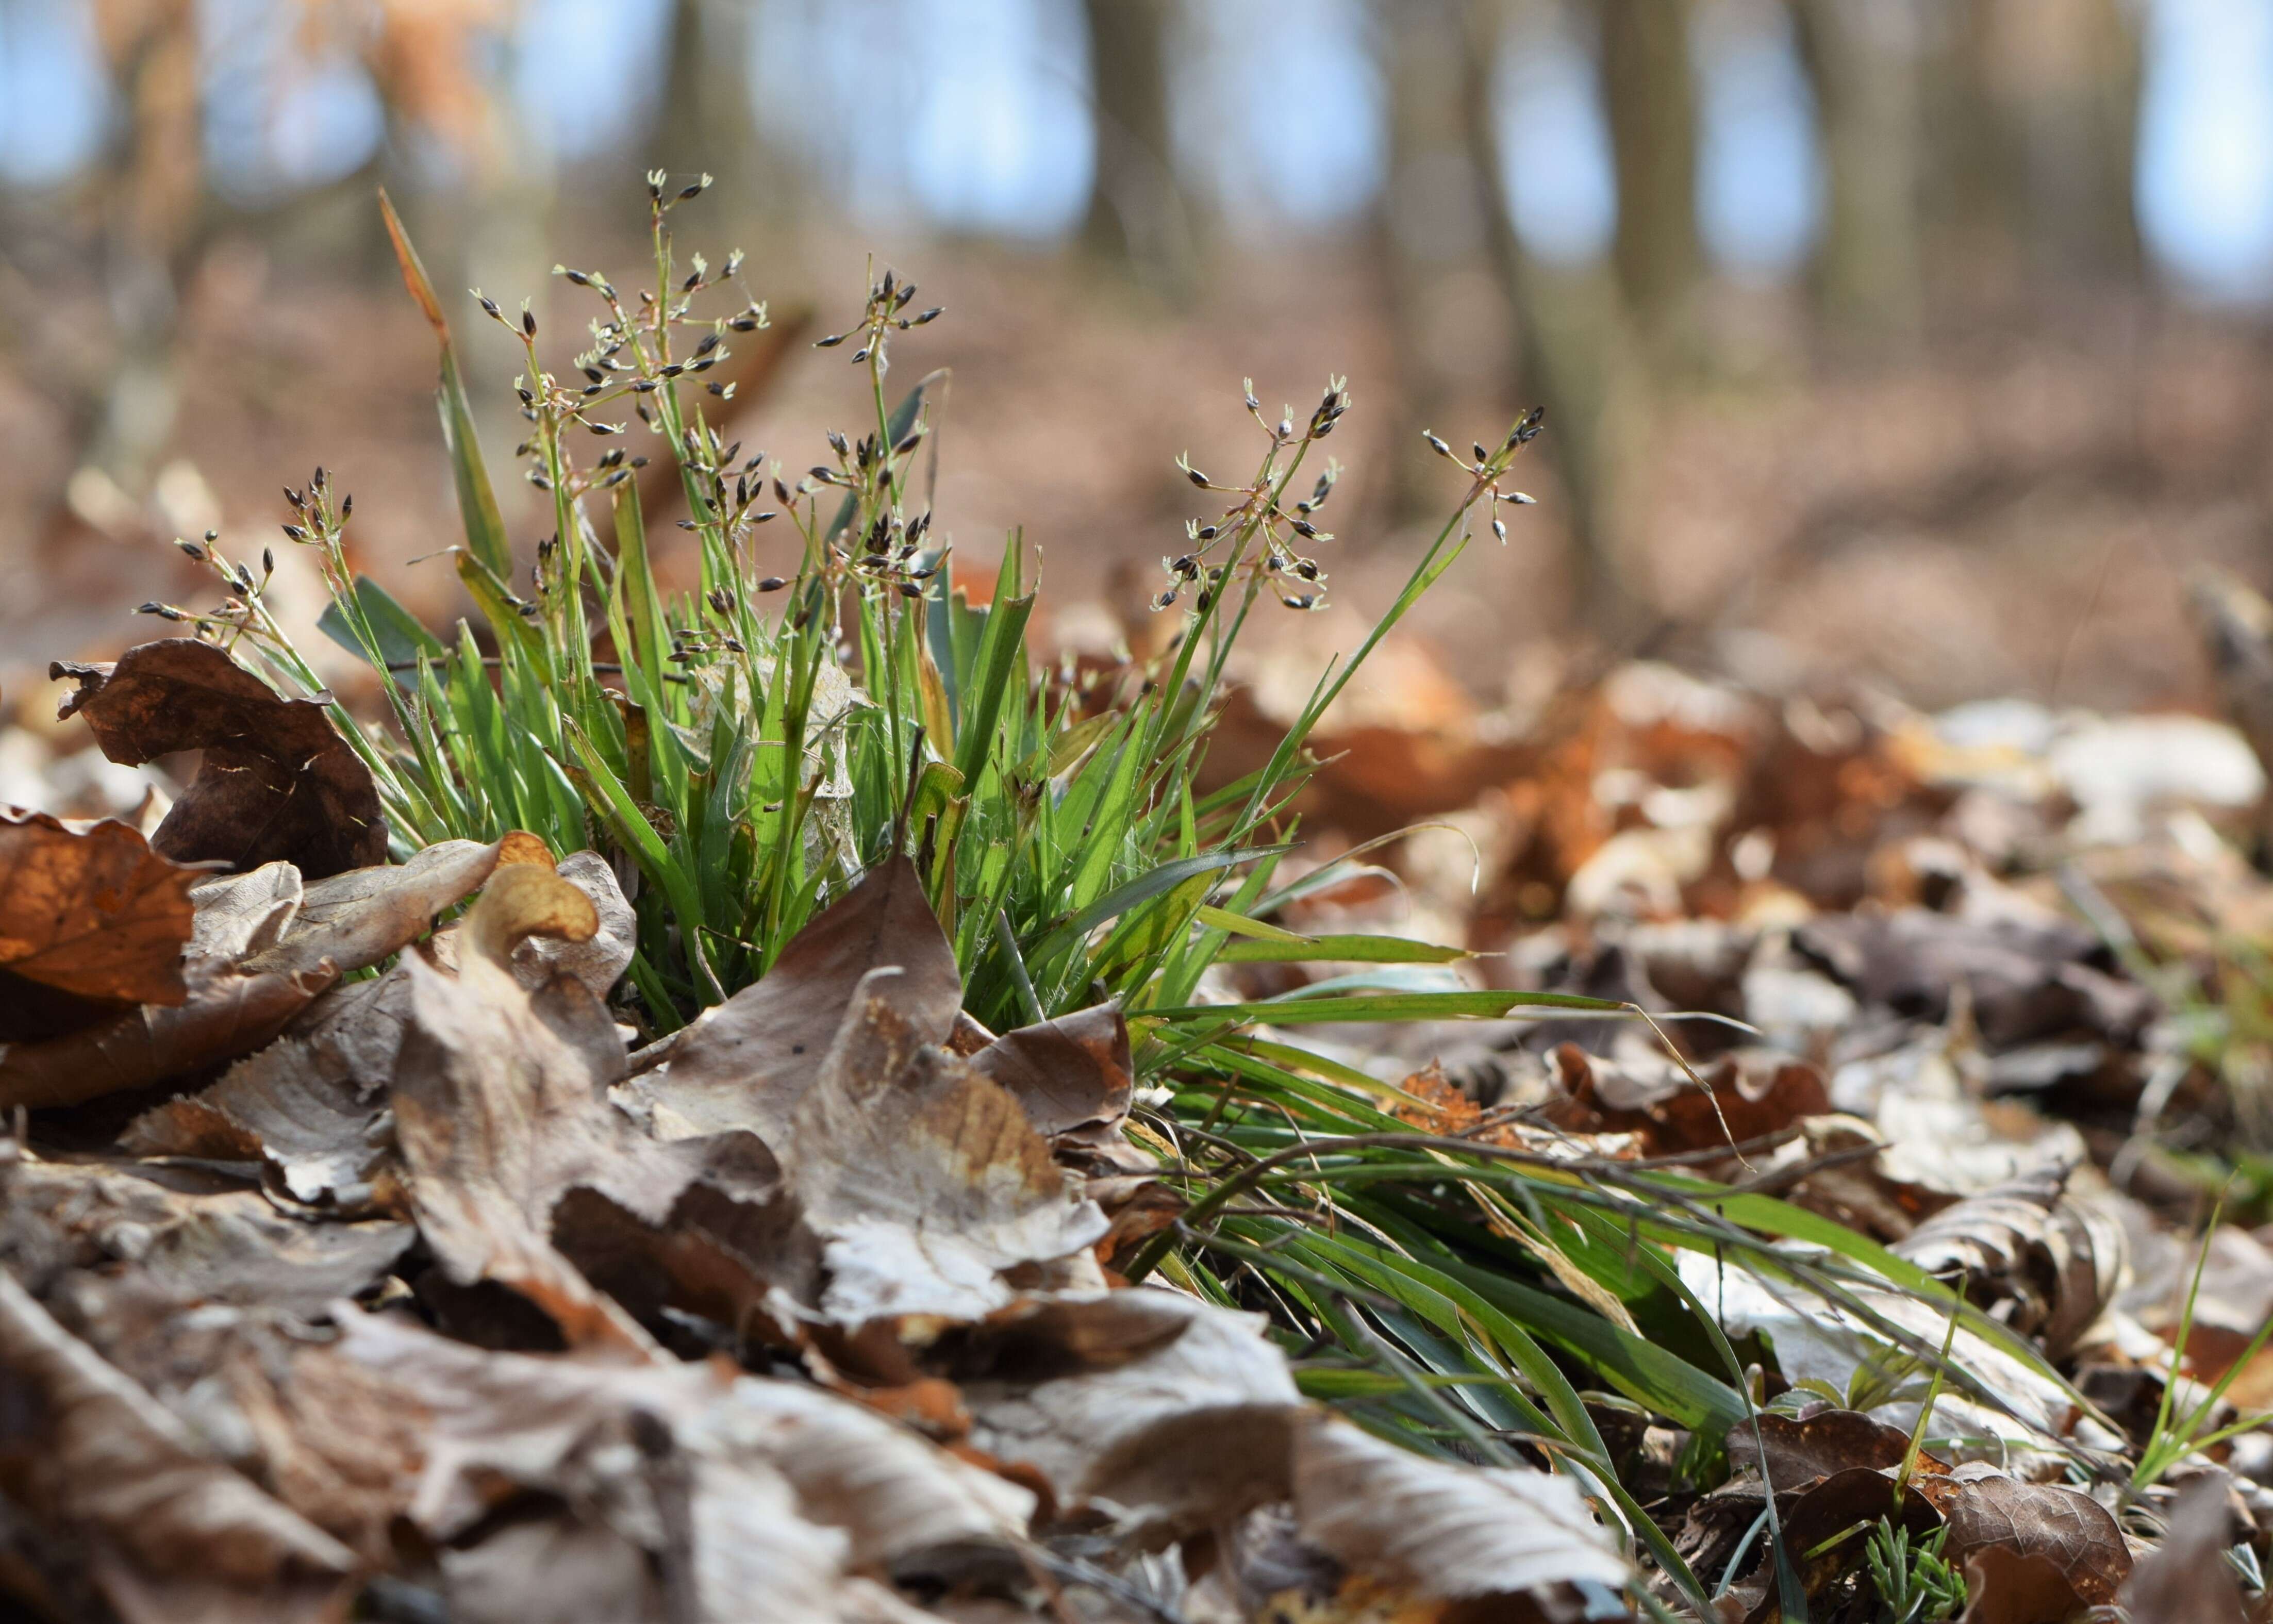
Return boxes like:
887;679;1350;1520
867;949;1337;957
388;865;767;1350
1290;1408;1630;1600
55;637;386;879
0;960;335;1112
1957;1544;2089;1624
2117;1473;2246;1624
0;807;200;1009
1676;1247;2096;1465
1915;1467;2131;1608
333;1304;1023;1621
969;1001;1152;1174
1889;1163;2125;1363
0;1270;356;1623
239;836;522;979
0;1155;412;1320
1548;1041;1831;1155
784;973;1109;1328
956;1288;1301;1540
1724;1407;1928;1490
513;850;637;997
187;861;304;964
624;854;961;1141
1794;909;2154;1050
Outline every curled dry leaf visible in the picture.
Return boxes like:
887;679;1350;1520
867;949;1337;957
0;1153;412;1322
783;973;1109;1329
0;1270;356;1624
54;637;387;879
1914;1466;2132;1610
968;1001;1151;1175
1290;1408;1631;1602
1674;1246;2099;1464
1889;1163;2127;1363
624;854;962;1142
387;864;707;1350
955;1288;1301;1541
333;1304;1025;1623
124;841;630;1209
1547;1041;1832;1156
0;959;334;1112
0;807;200;1010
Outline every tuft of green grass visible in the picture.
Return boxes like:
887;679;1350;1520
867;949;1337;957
161;181;2103;1603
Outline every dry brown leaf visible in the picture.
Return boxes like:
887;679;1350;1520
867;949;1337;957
783;973;1109;1329
1889;1163;2126;1363
333;1304;1023;1622
0;807;201;1009
0;958;335;1112
969;1001;1152;1175
122;844;635;1210
388;865;718;1351
956;1287;1301;1542
1723;1407;1931;1490
1290;1408;1630;1601
1956;1544;2090;1624
0;1270;357;1623
54;637;386;879
1915;1467;2132;1609
388;863;789;1354
624;853;961;1141
238;835;518;978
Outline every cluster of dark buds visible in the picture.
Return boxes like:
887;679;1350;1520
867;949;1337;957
1422;404;1542;541
142;466;345;653
1155;376;1350;615
814;264;941;374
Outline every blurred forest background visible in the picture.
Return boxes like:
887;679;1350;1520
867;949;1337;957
4;0;2271;727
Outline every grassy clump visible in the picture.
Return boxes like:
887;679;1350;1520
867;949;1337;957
199;178;1542;1042
157;182;2117;1608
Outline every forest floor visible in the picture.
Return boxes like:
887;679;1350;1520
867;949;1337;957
6;230;2273;1621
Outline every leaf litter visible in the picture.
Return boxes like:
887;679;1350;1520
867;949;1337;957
14;595;2273;1621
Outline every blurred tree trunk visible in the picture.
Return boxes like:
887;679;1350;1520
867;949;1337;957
656;0;793;229
1599;0;1702;350
1923;0;2141;303
1080;0;1196;295
1375;0;1501;512
1790;0;1922;340
82;0;203;500
1461;0;1649;638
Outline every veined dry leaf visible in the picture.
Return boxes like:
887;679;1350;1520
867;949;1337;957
784;973;1109;1329
969;1001;1152;1175
1915;1466;2131;1609
955;1287;1301;1542
624;854;961;1141
54;638;386;879
0;1153;412;1323
125;845;635;1210
1675;1247;2099;1465
239;836;519;979
187;860;305;965
1889;1163;2126;1363
0;959;335;1112
333;1304;1022;1622
0;807;201;1009
0;1270;356;1624
1290;1408;1630;1601
389;864;774;1352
